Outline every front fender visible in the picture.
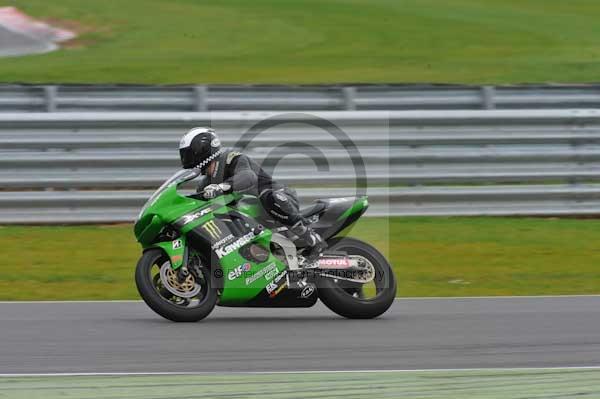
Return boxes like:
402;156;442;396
148;236;186;270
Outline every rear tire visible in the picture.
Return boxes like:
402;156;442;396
135;249;217;322
317;237;396;319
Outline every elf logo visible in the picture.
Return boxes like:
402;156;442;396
228;263;251;281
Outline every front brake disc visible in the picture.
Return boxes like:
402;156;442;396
159;262;202;298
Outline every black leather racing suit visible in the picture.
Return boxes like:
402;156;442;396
200;149;303;226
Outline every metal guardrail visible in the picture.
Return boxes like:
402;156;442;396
1;84;600;112
2;109;600;223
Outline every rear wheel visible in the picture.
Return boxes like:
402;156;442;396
135;249;217;322
317;237;396;319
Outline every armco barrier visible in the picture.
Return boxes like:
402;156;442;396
2;109;600;223
1;84;600;112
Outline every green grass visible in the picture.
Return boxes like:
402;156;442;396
1;0;600;84
4;369;600;399
1;216;600;300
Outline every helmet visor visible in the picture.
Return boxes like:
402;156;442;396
179;147;197;169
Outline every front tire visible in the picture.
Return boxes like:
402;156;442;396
318;237;396;319
135;249;217;322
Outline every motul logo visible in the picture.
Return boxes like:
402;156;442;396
318;257;350;268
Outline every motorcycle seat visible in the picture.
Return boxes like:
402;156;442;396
300;201;327;218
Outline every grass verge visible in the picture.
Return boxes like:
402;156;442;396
1;216;599;300
1;0;600;84
2;369;600;399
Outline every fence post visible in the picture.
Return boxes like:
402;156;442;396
44;86;58;112
342;86;357;110
481;86;496;109
194;85;208;112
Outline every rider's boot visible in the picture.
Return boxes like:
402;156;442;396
291;220;328;264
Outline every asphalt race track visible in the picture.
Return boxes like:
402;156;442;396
1;296;599;374
0;25;55;57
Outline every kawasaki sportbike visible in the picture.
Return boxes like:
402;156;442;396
134;168;396;321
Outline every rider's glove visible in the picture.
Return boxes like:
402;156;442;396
203;183;231;200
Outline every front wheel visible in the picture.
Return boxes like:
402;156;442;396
135;249;217;322
317;237;396;319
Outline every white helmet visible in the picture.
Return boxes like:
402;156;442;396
179;127;222;170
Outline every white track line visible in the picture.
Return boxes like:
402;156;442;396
398;294;600;300
0;300;143;304
2;366;600;377
2;295;600;304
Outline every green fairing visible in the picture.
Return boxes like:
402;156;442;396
218;229;286;305
134;172;285;305
134;185;199;246
213;225;290;305
337;197;369;220
135;214;164;246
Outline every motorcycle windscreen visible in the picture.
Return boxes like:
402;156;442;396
137;168;200;220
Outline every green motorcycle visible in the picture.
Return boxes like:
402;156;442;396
134;168;396;322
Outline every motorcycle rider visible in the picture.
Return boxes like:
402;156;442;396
178;127;327;262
